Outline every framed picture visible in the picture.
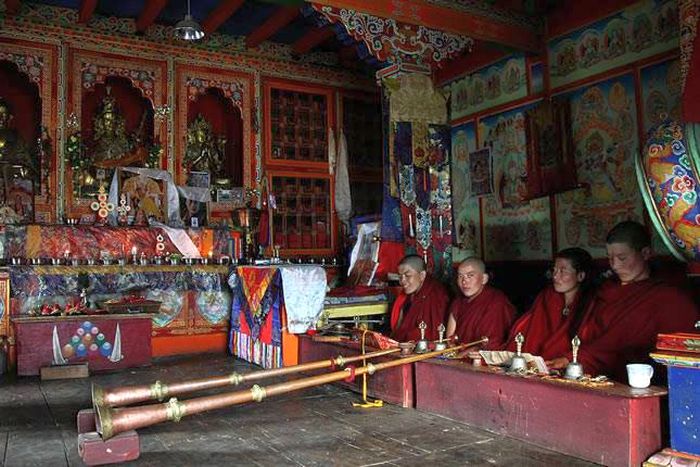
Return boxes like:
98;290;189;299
180;195;207;228
119;170;168;226
217;189;234;203
187;171;210;189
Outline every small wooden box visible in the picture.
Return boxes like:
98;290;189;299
40;363;89;380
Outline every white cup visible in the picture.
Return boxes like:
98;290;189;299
626;363;654;388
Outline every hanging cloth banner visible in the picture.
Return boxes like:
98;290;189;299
334;130;352;226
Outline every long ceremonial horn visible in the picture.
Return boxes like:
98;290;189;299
93;347;401;408
95;338;487;440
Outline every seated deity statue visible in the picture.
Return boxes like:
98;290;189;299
184;115;226;176
0;99;35;175
92;88;131;163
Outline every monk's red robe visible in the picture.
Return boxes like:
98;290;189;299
574;278;700;381
449;286;516;350
505;286;579;359
390;278;450;342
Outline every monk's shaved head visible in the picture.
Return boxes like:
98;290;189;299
460;257;486;274
399;254;426;273
606;220;650;251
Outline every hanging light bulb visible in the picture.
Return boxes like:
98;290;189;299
174;0;204;41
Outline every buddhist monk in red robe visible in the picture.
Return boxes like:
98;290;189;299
446;257;515;350
547;221;700;382
505;248;594;359
390;255;450;342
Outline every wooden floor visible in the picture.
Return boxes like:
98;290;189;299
0;354;600;466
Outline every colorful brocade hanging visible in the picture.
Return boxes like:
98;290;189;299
385;121;454;279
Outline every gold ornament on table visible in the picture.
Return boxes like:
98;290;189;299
90;184;114;225
116;193;131;225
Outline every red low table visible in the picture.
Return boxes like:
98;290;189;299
13;313;153;376
414;358;667;467
298;335;414;408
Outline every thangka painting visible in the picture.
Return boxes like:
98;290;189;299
450;55;527;120
478;105;552;261
640;59;681;133
548;0;679;89
450;122;481;260
524;97;577;199
555;74;643;257
469;148;494;197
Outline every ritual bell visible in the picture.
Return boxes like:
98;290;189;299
508;332;527;372
433;323;447;352
564;335;584;380
414;321;429;354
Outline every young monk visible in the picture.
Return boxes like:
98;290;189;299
547;221;700;381
446;257;516;350
390;255;450;342
505;248;593;359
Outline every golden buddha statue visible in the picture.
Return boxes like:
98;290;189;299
0;99;34;173
92;87;132;165
184;114;226;176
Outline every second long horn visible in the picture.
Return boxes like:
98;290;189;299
92;346;401;408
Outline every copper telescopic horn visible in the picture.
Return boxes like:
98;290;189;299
95;338;487;440
92;347;401;408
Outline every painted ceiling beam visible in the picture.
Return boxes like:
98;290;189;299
136;0;170;33
291;26;335;54
546;0;639;38
78;0;98;23
309;0;541;52
201;0;246;35
245;6;300;48
5;0;20;15
434;43;509;85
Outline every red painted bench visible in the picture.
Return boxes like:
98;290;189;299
414;358;666;467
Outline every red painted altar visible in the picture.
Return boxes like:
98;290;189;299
12;313;152;376
4;224;232;362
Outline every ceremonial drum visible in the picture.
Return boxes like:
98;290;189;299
637;120;700;262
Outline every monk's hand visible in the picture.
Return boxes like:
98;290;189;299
546;357;569;370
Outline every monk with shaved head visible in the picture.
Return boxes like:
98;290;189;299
390;255;450;342
446;257;515;350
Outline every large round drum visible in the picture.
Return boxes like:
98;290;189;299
637;120;700;262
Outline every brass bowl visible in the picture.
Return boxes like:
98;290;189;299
399;342;415;356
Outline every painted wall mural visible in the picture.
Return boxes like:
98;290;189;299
555;74;643;256
449;55;528;121
450;121;481;261
641;58;682;133
478;105;552;261
548;0;679;89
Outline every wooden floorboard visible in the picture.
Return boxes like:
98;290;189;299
0;354;601;466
